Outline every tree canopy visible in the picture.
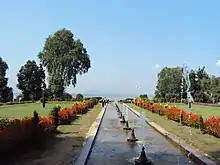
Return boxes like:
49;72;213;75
38;28;91;98
139;94;148;99
76;93;83;101
155;66;220;103
0;57;13;102
17;60;45;101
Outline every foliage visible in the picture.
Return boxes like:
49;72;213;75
139;94;148;99
155;67;183;100
199;115;204;132
17;60;45;101
15;93;23;101
0;99;98;160
204;116;220;138
76;93;83;101
0;57;13;102
38;28;91;98
63;92;72;101
49;104;61;127
134;98;220;138
121;98;134;103
155;66;220;103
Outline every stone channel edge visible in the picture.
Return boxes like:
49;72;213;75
124;103;216;165
74;104;108;165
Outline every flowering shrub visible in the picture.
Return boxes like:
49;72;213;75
58;107;77;124
0;99;98;160
134;98;219;138
204;116;220;138
0;101;33;106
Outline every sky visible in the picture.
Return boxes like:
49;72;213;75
0;0;220;97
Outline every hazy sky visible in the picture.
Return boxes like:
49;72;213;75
0;0;220;95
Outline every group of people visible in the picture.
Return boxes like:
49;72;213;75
101;99;109;107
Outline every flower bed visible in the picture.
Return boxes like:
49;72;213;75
134;99;220;138
0;101;33;106
0;99;98;161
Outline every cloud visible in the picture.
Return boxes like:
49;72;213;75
216;60;220;66
154;64;160;68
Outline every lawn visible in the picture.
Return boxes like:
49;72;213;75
0;101;74;119
14;104;102;165
163;103;220;118
127;103;220;164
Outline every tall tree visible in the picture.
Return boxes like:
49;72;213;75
0;57;13;102
17;60;45;101
210;77;220;102
76;93;84;101
38;28;91;98
189;66;209;102
155;67;184;100
155;65;220;103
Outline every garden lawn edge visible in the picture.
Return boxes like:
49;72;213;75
74;104;108;165
124;103;216;165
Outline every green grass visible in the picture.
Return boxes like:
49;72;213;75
128;103;220;163
10;104;102;165
162;103;220;118
0;101;74;119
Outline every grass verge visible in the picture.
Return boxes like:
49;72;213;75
13;103;102;165
0;101;74;119
162;103;220;118
128;103;220;164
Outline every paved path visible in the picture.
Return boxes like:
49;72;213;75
86;103;196;165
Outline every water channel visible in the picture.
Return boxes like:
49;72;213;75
86;102;197;165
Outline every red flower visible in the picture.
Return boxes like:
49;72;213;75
134;98;220;137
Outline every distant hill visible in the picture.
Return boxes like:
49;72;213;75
72;93;154;100
13;91;153;100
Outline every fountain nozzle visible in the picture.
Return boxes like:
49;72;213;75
120;116;126;123
134;147;153;165
123;121;131;130
127;129;138;142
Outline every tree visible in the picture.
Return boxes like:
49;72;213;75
38;28;91;98
0;57;13;102
76;93;83;101
210;77;220;102
155;65;220;103
155;67;183;101
139;94;148;99
17;60;45;101
63;92;72;101
189;66;210;102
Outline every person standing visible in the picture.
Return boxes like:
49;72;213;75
102;99;105;107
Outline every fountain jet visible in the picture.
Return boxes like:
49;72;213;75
127;129;138;142
134;147;153;165
118;111;122;119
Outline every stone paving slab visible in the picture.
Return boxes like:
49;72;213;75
74;105;108;165
124;103;216;165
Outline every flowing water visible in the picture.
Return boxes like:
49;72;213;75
86;103;197;165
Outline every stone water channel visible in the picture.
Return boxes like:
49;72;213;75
86;102;197;165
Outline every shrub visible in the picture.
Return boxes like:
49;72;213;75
199;115;204;132
134;99;219;138
0;99;99;161
204;116;220;138
49;104;61;127
76;93;84;101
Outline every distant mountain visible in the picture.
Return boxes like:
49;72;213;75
13;91;153;100
72;93;154;100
